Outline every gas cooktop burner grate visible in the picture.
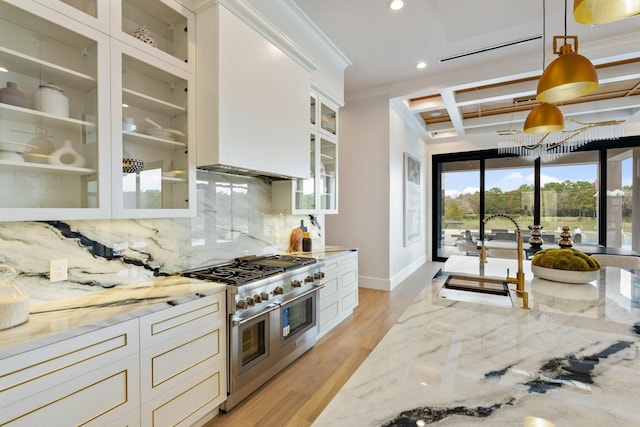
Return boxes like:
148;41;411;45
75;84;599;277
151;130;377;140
182;254;317;285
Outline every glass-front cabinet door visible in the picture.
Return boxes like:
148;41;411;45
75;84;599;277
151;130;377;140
319;137;337;212
272;91;339;214
32;0;109;32
111;40;194;218
114;0;195;75
0;1;110;221
294;134;316;211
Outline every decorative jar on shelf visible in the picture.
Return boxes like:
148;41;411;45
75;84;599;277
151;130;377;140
133;25;157;47
0;82;28;108
34;83;69;117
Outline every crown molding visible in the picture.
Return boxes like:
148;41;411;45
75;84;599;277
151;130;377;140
216;0;319;72
278;0;352;70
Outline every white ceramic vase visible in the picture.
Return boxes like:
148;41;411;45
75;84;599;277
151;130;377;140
34;83;69;117
48;140;85;168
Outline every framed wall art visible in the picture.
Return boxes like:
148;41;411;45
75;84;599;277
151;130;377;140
403;152;421;246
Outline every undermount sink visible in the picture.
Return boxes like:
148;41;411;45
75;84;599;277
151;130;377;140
436;273;514;308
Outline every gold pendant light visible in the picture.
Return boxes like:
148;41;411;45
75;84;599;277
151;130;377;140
574;0;640;25
536;35;598;103
523;103;565;134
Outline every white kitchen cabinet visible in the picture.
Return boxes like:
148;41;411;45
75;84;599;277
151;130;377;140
139;290;228;426
139;292;227;413
340;250;359;317
0;0;111;221
318;255;340;338
0;290;227;426
111;0;195;75
0;0;196;221
195;3;311;179
111;39;196;218
32;0;110;33
272;93;339;214
110;0;196;218
0;319;140;426
318;250;358;339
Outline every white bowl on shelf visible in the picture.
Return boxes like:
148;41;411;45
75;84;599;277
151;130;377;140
143;128;174;140
531;265;599;284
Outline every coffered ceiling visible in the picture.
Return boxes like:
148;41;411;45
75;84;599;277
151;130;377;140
291;0;640;144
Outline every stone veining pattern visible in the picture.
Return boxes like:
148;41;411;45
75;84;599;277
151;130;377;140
314;266;640;426
0;171;322;304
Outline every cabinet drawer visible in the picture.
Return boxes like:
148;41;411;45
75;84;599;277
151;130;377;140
341;268;358;290
139;291;225;349
0;353;140;426
141;358;227;427
341;288;358;314
319;299;340;339
141;323;225;401
340;253;358;269
0;319;138;410
323;258;340;275
320;275;339;301
140;292;226;402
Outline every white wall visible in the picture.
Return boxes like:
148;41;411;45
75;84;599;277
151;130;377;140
326;94;428;291
326;95;390;289
388;105;427;289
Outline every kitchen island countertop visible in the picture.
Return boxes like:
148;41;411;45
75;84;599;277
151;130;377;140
0;275;226;358
314;256;640;426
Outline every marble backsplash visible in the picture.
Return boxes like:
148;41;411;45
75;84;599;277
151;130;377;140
0;171;323;303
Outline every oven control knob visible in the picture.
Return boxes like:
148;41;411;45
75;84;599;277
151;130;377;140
304;275;314;283
314;272;325;280
260;292;269;301
273;286;284;295
292;280;302;288
236;299;248;309
246;296;255;306
253;294;262;303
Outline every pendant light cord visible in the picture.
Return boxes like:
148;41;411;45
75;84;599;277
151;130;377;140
542;0;546;71
564;0;568;39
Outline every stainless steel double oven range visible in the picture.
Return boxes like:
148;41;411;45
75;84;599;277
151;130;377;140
183;254;324;411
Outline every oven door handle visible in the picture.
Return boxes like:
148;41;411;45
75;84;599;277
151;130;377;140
277;284;324;306
232;303;280;326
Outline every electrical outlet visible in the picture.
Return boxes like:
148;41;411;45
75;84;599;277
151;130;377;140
50;259;68;282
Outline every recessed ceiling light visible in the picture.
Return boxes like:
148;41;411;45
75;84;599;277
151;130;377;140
389;0;404;11
430;111;442;117
416;61;427;69
0;67;8;72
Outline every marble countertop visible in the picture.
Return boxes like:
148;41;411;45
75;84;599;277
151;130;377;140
0;275;226;358
315;256;640;426
289;246;358;261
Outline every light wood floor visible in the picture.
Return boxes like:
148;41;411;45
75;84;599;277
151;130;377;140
204;262;441;427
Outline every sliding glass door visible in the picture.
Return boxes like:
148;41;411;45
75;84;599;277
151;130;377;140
539;151;599;246
432;136;640;261
484;157;534;239
438;160;480;258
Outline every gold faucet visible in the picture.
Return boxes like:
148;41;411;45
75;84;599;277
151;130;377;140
482;214;529;309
